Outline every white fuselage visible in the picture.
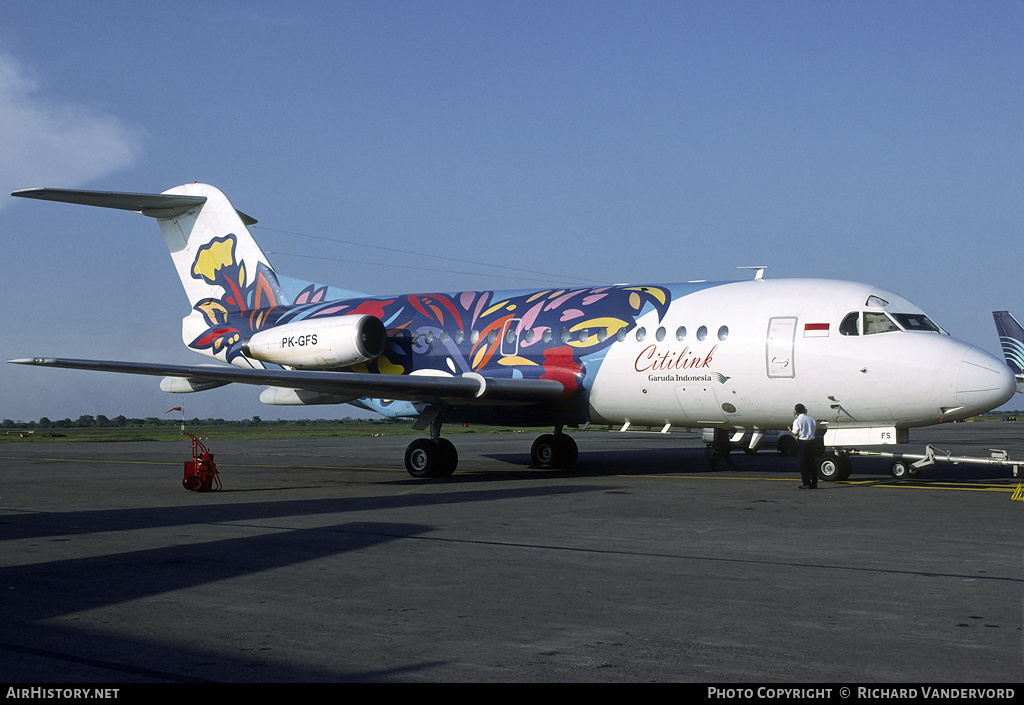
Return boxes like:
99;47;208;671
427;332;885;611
587;279;1014;434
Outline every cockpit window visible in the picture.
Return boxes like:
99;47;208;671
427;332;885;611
866;295;889;308
893;313;941;333
864;311;900;335
840;312;860;336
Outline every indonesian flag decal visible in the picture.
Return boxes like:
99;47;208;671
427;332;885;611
803;322;830;338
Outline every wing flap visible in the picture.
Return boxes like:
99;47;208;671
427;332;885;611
8;358;565;405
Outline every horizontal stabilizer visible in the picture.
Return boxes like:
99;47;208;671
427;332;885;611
11;187;257;224
12;187;206;220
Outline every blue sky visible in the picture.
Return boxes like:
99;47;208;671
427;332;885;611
1;1;1022;422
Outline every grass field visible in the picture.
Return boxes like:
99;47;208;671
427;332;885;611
2;414;1012;445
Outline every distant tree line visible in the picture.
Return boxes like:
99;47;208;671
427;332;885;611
0;416;406;430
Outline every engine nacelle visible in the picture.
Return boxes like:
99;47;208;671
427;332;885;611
241;314;387;369
259;387;358;406
160;376;230;393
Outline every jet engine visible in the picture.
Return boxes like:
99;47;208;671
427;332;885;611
241;314;387;369
160;376;230;393
259;387;359;405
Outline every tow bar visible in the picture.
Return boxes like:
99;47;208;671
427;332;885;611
848;445;1022;480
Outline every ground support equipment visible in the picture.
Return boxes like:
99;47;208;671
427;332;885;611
183;432;221;492
845;444;1022;480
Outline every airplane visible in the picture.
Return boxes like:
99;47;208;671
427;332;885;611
992;311;1024;393
8;183;1016;480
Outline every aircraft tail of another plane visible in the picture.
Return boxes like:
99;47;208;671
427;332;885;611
993;310;1024;392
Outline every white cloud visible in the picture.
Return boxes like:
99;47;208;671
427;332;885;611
0;53;142;204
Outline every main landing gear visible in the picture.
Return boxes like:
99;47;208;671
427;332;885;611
530;427;578;469
402;422;578;478
404;436;458;478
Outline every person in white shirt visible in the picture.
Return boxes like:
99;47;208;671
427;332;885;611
789;404;817;489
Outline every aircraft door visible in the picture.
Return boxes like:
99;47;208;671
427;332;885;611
766;316;797;378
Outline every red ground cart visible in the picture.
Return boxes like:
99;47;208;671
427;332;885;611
183;432;221;492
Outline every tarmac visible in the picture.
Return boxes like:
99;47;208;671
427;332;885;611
1;422;1022;683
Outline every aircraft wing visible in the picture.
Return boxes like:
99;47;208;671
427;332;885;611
8;357;565;406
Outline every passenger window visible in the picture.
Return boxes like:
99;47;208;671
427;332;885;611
696;326;708;341
656;327;666;342
864;312;900;335
636;327;646;342
675;326;687;341
840;312;859;336
718;326;729;341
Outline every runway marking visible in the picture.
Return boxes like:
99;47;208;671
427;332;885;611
637;473;1021;494
2;456;1019;492
856;481;1020;494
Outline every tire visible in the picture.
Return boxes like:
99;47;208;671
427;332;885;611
777;435;797;457
558;434;578;468
890;459;911;480
405;438;457;478
436;438;458;477
531;434;559;468
817;452;851;482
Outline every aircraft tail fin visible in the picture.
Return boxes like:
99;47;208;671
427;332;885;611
12;183;282;312
993;311;1024;392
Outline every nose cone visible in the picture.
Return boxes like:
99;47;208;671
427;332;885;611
956;347;1016;414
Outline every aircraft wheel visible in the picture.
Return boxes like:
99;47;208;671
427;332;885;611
531;434;577;469
531;434;560;468
405;438;457;478
777;435;797;457
816;452;851;482
890;459;911;480
558;434;578;468
436;438;458;477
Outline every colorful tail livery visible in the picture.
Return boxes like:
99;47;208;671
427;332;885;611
9;183;1016;479
993;311;1024;393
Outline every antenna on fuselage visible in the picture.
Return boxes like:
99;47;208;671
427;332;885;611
739;266;768;280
